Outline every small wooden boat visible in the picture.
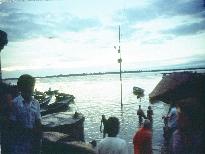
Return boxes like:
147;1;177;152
55;93;75;102
133;86;144;96
41;95;75;116
40;96;52;108
41;100;69;116
45;89;59;96
34;90;46;102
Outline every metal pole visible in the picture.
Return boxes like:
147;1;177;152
119;25;123;108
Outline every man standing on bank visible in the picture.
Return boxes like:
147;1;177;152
10;74;42;154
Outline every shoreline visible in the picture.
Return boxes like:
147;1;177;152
3;67;205;81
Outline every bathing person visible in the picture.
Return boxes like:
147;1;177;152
137;105;146;125
100;114;108;138
147;106;153;123
97;117;128;154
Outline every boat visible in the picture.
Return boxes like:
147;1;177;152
40;96;52;108
55;93;75;102
34;90;46;102
45;88;59;96
133;86;144;97
41;99;69;116
41;95;75;116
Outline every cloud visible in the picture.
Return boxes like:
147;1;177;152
112;0;205;41
119;0;204;23
153;0;205;16
0;4;101;42
163;20;205;36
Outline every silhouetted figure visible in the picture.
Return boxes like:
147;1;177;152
0;30;8;81
171;98;204;154
137;105;146;125
9;74;42;154
0;30;19;154
133;119;152;154
162;103;177;146
97;117;128;154
147;106;153;123
100;115;108;138
0;91;14;154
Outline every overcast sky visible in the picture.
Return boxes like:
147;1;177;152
1;0;205;78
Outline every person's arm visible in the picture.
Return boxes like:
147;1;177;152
100;119;103;132
33;102;42;137
167;108;174;118
32;102;42;154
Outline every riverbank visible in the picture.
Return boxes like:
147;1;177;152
3;67;205;80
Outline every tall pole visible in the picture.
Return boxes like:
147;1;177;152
118;25;123;108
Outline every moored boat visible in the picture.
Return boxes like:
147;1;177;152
41;95;75;116
40;95;52;108
133;86;144;96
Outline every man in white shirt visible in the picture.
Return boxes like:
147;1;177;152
97;117;128;154
10;74;42;154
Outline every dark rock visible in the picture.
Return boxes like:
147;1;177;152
42;112;85;141
42;132;96;154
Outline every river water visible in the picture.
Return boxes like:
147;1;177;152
7;72;170;154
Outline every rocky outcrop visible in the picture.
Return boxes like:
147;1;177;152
42;112;85;141
42;132;96;154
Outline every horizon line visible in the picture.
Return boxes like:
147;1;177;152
3;67;205;81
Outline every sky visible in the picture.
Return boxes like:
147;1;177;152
0;0;205;78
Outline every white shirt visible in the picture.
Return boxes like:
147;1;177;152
97;137;128;154
168;107;177;129
10;95;41;128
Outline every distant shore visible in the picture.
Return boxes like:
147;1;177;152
3;67;205;81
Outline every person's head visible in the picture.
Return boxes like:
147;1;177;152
139;105;141;109
106;117;120;137
17;74;35;101
143;119;151;129
102;115;105;119
148;106;151;110
0;30;8;51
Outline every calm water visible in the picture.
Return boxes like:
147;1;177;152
7;72;170;154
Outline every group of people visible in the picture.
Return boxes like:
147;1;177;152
162;101;204;154
99;116;152;154
137;105;153;125
99;108;153;154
